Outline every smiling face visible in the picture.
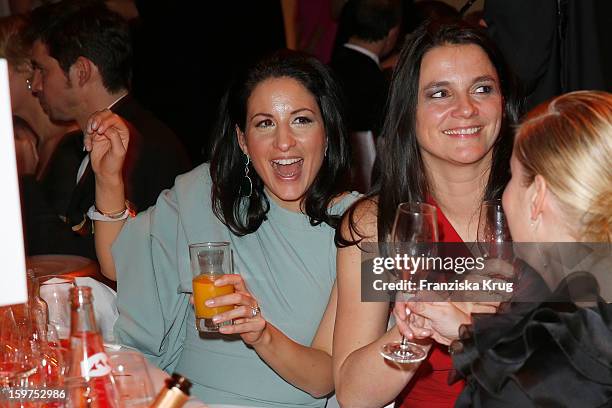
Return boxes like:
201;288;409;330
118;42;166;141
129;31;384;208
415;43;503;169
237;77;326;212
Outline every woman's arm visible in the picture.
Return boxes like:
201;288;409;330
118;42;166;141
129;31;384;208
94;180;126;281
208;274;338;398
84;110;130;281
333;201;427;407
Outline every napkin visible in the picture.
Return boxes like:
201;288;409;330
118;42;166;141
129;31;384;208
39;277;118;343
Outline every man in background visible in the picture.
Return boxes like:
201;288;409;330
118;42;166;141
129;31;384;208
331;0;401;134
22;0;190;259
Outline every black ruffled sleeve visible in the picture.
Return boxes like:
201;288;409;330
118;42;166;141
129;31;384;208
452;272;612;408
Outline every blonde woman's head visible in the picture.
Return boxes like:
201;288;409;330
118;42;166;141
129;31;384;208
511;91;612;242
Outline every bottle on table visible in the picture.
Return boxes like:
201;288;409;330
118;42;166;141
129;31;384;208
149;373;192;408
66;286;119;408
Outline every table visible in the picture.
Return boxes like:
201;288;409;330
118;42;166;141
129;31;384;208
136;350;209;408
27;254;116;290
136;347;258;408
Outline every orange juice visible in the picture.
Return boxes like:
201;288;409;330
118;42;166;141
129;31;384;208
192;274;234;319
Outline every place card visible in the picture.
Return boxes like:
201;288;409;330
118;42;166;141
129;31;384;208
0;59;27;306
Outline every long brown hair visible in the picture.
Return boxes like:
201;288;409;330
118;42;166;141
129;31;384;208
337;20;522;246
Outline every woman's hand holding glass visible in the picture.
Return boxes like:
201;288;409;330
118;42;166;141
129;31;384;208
380;202;438;363
394;296;502;347
392;259;508;347
206;274;267;345
393;300;471;346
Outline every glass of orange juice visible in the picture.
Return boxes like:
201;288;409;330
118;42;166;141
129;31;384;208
189;242;235;333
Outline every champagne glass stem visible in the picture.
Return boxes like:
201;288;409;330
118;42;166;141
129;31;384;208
397;336;410;358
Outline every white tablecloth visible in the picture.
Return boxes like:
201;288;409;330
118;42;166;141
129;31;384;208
40;276;118;342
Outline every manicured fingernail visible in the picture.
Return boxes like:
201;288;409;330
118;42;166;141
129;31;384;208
219;326;229;333
212;316;219;323
205;299;214;306
421;331;429;336
405;307;411;315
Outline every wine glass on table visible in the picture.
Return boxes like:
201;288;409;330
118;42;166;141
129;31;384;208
34;324;66;391
0;306;39;387
380;202;439;363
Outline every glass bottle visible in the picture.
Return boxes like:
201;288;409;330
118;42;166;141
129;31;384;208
67;286;118;408
149;373;192;408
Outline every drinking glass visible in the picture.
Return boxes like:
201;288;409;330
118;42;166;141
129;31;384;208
0;305;39;386
37;324;66;388
63;376;114;408
380;202;438;364
190;242;235;333
38;276;76;347
108;350;155;407
477;199;512;260
27;268;49;335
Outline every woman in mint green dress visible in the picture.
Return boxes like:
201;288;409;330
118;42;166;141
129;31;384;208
84;51;358;407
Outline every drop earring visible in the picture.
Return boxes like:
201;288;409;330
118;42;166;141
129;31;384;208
531;216;548;269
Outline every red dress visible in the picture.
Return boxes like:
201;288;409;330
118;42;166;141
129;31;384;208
396;206;465;407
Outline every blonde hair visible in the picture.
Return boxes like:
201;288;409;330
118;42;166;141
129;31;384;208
515;91;612;242
0;15;30;71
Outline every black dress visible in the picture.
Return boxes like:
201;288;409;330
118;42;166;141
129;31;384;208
452;271;612;408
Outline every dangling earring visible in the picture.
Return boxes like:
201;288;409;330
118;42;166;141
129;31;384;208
531;216;548;269
530;215;540;234
240;154;253;198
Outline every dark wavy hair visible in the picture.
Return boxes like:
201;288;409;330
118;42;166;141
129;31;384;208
210;50;350;236
338;20;522;245
25;0;132;92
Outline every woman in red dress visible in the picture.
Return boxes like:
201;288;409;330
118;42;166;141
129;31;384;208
333;21;521;407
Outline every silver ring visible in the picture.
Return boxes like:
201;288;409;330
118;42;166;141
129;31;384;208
250;305;260;318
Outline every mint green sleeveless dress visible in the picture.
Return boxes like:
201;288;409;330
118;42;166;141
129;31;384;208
112;164;358;407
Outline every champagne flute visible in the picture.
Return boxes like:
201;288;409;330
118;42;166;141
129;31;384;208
477;199;512;260
380;202;439;364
